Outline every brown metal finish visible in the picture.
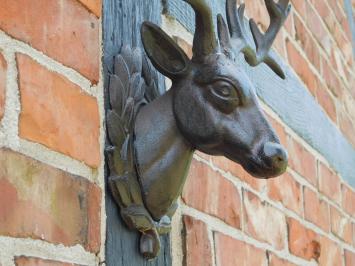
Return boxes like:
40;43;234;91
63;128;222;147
106;0;291;259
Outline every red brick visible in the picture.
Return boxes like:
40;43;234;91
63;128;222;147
322;57;344;98
330;206;353;244
183;216;213;266
294;15;320;71
305;2;332;54
212;156;267;192
316;83;337;123
215;233;267;266
290;0;306;15
17;54;101;168
286;39;318;97
15;257;75;266
345;250;355;266
77;0;102;17
245;0;269;32
243;191;286;250
318;162;341;204
318;237;342;266
339;111;355;147
268;254;298;266
267;172;302;215
182;159;242;229
304;187;330;232
287;137;317;185
0;148;101;252
0;52;6;121
287;218;321;261
0;0;99;83
342;184;355;217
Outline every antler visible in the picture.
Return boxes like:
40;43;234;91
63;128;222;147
184;0;218;60
222;0;291;79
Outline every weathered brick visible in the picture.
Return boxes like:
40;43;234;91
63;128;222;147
316;83;337;123
183;216;213;266
287;218;320;261
265;114;287;147
215;232;267;266
17;54;101;168
322;57;344;98
287;137;317;185
0;52;6;121
339;111;355;147
15;257;75;266
212;156;267;192
267;172;302;215
0;0;100;83
286;39;318;97
182;159;242;229
318;236;342;266
305;2;332;54
0;149;101;252
318;162;341;204
342;184;355;217
345;250;355;266
304;187;330;232
78;0;102;17
330;206;353;244
294;15;320;71
243;191;286;250
268;254;298;266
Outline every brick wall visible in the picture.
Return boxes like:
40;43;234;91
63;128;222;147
0;1;104;266
165;0;355;266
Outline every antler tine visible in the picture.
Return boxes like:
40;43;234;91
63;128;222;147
249;0;291;61
225;0;290;79
183;0;218;60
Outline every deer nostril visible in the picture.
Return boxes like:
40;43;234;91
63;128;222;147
263;142;288;169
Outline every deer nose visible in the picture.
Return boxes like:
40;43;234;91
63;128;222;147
263;142;288;173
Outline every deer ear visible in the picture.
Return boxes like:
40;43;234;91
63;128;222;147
141;22;190;79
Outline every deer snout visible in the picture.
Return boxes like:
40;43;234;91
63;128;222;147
262;142;288;175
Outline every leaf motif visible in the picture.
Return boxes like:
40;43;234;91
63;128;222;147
109;74;125;114
114;54;130;89
132;47;143;74
129;73;141;98
122;97;135;130
121;45;134;72
107;110;126;146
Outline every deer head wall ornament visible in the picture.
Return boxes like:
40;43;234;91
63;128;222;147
106;0;291;259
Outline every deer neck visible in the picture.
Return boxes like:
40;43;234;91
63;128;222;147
134;89;194;220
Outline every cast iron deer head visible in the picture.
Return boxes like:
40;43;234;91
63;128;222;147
107;0;291;259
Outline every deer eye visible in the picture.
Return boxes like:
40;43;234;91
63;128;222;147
209;80;240;113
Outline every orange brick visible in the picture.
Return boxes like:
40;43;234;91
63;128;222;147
265;114;287;147
294;15;321;71
304;187;330;232
268;254;298;266
243;191;286;250
77;0;102;17
345;250;355;266
0;0;100;83
287;137;317;185
319;162;341;204
286;39;318;97
0;52;6;121
182;159;242;229
330;206;353;244
15;257;75;266
267;172;302;215
322;57;344;98
287;218;321;261
183;216;213;266
17;54;101;168
215;233;267;266
316;83;337;123
212;156;267;192
0;149;101;252
305;2;332;54
342;184;355;217
318;237;342;266
339;111;355;147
